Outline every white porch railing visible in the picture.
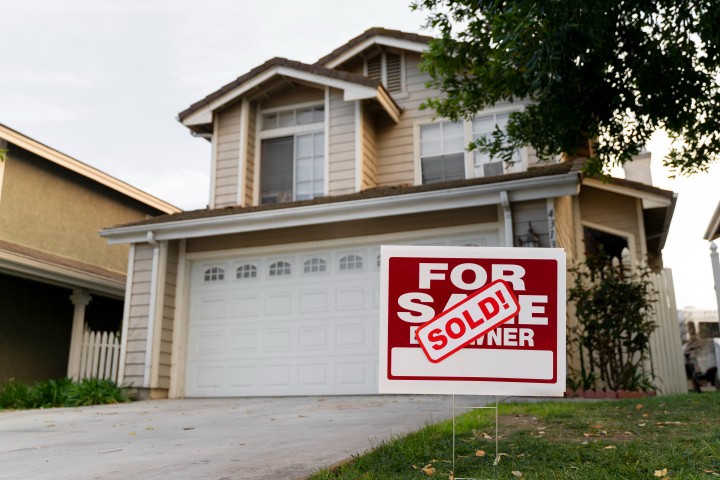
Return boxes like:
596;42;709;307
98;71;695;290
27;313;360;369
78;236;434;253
78;329;121;382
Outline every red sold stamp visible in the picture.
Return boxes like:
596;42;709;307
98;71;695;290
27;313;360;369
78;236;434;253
415;279;520;363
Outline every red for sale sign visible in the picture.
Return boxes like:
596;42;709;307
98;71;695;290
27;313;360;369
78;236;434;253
379;245;566;396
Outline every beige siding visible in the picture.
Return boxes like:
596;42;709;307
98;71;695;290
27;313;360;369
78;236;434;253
579;186;642;258
328;89;356;195
157;241;179;389
243;102;257;206
376;52;440;186
123;242;153;387
261;85;323;110
360;102;377;190
512;200;550;247
213;102;242;208
187;205;498;253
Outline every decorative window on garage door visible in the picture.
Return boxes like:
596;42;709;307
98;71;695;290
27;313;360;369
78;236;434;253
269;261;292;277
236;264;258;279
339;254;363;271
303;257;327;274
203;267;225;282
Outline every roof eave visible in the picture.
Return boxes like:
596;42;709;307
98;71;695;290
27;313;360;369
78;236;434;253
321;35;429;69
101;171;581;245
180;65;400;129
0;124;181;215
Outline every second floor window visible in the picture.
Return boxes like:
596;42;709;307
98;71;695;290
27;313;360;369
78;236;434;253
419;109;527;184
473;112;522;177
260;105;325;205
420;121;465;184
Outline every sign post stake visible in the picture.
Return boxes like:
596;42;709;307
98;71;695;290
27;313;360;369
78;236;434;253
451;395;500;480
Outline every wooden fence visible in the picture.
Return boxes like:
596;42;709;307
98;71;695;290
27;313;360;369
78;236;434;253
647;268;688;395
78;330;121;383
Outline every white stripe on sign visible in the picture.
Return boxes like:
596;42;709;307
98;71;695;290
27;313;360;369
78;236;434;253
390;347;554;380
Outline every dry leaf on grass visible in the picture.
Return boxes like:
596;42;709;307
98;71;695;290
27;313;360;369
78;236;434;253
604;445;616;450
421;463;436;476
636;404;644;410
511;471;523;478
654;468;668;477
475;450;486;457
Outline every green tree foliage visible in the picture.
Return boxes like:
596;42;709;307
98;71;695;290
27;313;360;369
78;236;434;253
412;0;720;176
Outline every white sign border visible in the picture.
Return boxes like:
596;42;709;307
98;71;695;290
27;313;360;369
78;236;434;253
379;245;567;397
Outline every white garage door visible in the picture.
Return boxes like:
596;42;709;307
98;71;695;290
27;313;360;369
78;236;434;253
184;229;498;397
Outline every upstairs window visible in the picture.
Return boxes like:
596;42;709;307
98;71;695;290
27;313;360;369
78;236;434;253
260;104;325;205
365;52;403;93
262;106;324;131
420;121;465;184
419;109;527;184
472;112;523;178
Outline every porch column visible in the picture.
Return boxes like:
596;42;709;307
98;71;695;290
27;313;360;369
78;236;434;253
711;242;720;313
67;289;92;380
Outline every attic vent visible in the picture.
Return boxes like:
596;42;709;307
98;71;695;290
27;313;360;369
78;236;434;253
365;52;404;93
385;53;402;92
367;55;382;83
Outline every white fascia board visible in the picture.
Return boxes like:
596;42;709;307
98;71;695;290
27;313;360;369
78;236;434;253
0;254;125;297
323;36;428;69
0;125;180;215
582;177;673;209
181;66;380;127
101;172;580;245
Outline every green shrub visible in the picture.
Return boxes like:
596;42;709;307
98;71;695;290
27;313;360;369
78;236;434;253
30;377;74;408
0;378;129;410
0;379;32;409
64;378;128;407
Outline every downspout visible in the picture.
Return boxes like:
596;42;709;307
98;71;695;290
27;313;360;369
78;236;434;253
144;231;160;388
500;190;514;247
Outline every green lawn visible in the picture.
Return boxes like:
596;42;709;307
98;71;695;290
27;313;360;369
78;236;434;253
308;391;720;479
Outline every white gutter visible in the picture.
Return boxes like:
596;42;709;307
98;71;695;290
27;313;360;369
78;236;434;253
102;172;580;245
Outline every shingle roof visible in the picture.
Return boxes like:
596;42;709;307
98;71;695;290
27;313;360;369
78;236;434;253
177;57;385;122
108;161;579;230
314;27;434;67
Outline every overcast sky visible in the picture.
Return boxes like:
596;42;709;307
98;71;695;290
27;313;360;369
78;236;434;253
2;0;719;310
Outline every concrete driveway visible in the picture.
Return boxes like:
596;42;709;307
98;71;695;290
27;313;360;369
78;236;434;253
0;395;493;480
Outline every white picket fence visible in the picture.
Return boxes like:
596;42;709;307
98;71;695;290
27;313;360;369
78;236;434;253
647;268;688;395
78;329;121;382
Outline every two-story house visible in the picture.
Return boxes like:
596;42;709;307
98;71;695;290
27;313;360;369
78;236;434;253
101;28;677;399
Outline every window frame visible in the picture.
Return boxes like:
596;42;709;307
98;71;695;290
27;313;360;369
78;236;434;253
256;101;327;205
414;106;528;185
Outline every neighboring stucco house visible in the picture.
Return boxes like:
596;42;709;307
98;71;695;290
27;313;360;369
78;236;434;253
101;28;677;399
0;123;179;384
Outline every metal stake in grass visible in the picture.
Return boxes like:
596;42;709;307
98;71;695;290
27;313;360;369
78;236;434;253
451;394;500;480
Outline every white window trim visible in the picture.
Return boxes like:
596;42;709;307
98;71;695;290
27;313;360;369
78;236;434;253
254;101;327;205
414;105;528;185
